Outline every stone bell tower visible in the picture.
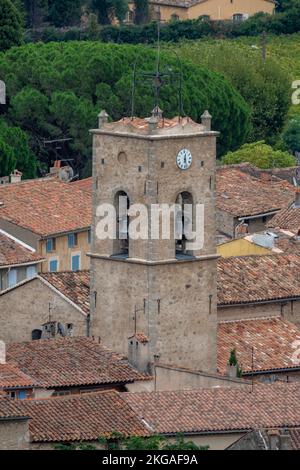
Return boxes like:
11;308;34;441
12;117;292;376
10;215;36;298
89;109;218;374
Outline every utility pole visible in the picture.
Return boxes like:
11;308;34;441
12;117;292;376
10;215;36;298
261;30;267;64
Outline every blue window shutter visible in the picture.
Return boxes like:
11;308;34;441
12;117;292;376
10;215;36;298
72;255;80;271
68;234;74;248
49;259;58;272
8;269;17;288
18;390;27;400
26;265;37;279
46;239;54;253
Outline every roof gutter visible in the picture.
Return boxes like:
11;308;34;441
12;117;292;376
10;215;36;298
238;210;280;221
218;296;300;308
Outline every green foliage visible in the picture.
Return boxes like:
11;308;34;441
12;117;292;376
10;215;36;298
0;0;23;52
22;0;48;28
55;433;209;450
174;40;290;144
228;349;238;367
0;41;250;174
134;0;149;25
47;0;83;27
221;141;296;169
282;116;300;153
0;119;37;178
91;0;128;25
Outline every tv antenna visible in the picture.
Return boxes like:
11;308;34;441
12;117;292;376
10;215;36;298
130;22;184;119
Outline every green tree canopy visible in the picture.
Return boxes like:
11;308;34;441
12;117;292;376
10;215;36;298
282;116;300;154
0;41;250;175
47;0;83;27
175;41;290;145
134;0;149;25
0;0;23;52
221;141;296;169
91;0;128;24
0;119;37;178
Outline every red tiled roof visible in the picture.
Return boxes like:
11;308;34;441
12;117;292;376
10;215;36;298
268;207;300;234
218;254;300;305
217;317;300;374
290;429;300;450
71;177;92;192
216;167;298;218
0;391;149;441
7;337;150;388
0;231;43;268
0;363;36;389
40;271;90;315
0;397;27;419
124;383;300;434
0;178;92;237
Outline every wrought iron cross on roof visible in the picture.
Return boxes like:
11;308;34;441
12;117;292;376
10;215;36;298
131;22;184;119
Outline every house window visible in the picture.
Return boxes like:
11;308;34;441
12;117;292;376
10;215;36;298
46;238;56;253
68;233;78;248
233;13;244;22
8;269;17;288
71;253;81;272
171;14;179;21
18;390;27;400
26;265;37;279
49;258;58;272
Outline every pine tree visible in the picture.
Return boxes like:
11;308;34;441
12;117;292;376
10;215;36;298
134;0;149;25
0;0;23;51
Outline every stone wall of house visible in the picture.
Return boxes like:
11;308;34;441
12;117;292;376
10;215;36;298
216;209;235;239
218;300;300;328
0;418;29;450
0;278;87;343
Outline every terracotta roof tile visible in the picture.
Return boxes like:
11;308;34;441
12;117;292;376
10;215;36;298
268;207;300;234
71;177;93;193
0;397;26;419
7;337;150;388
290;428;300;450
0;231;44;267
0;178;92;237
218;317;300;374
0;363;36;389
40;271;90;314
216;167;298;218
124;383;300;434
218;254;300;305
0;391;149;441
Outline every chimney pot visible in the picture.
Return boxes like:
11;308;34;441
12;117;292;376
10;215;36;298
0;341;6;365
98;110;109;128
201;110;212;131
10;170;22;184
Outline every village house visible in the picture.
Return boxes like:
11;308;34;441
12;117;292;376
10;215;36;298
218;229;300;258
0;363;38;400
0;229;44;291
125;0;275;24
218;317;300;383
216;166;299;239
0;177;92;273
1;382;300;450
3;337;151;398
0;271;89;343
217;254;300;327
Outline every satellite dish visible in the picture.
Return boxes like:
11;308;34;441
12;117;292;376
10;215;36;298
59;166;74;182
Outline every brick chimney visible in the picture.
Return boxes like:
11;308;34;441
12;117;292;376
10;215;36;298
0;341;6;364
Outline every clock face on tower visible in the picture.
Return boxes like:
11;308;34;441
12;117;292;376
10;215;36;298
176;149;192;170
